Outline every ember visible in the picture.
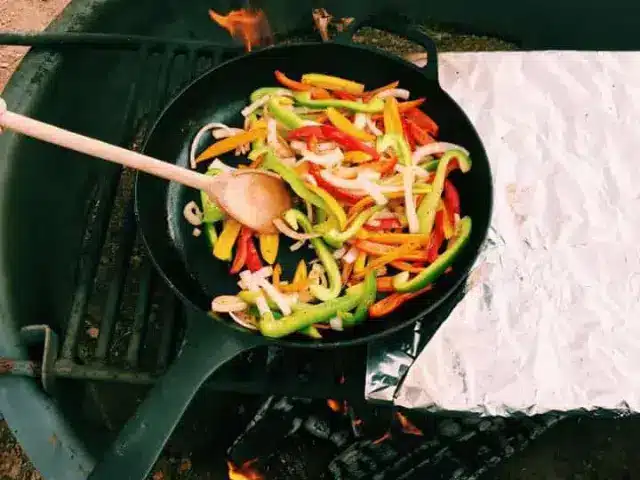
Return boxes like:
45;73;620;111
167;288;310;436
395;411;424;436
372;431;391;445
208;9;272;52
227;459;264;480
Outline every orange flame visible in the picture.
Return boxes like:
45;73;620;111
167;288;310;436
208;8;273;52
227;459;264;480
395;412;424;436
327;399;342;412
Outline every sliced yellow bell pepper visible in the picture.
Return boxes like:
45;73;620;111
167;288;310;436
259;233;279;264
344;151;373;164
195;128;266;164
272;263;282;286
213;218;242;261
383;97;403;136
301;73;365;94
354;251;367;274
292;260;308;284
326;107;376;142
304;183;347;230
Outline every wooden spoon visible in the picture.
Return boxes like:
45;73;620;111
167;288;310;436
0;98;290;234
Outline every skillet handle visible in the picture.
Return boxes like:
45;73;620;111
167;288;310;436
87;320;261;480
333;12;439;82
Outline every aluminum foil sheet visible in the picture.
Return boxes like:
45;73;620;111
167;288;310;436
366;51;640;415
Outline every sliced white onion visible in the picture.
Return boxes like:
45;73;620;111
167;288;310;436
319;171;364;190
290;140;307;151
302;173;318;186
290;240;307;251
229;311;259;330
329;316;344;331
353;113;367;130
189;123;229;169
267;118;279;151
343;246;359;264
257;279;292;315
301;148;344;167
241;95;271;117
252;266;273;281
356;176;388;205
366;116;383;136
212;127;244;139
305;201;314;223
273;218;321;241
301;120;322;126
376;88;411;100
208;158;235;172
316;141;338;152
395;164;430;178
183;201;203;226
192;227;202;237
412;142;470;165
309;263;328;287
255;295;271;316
332;247;347;259
211;295;248;313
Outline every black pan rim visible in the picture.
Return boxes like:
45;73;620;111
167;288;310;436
134;40;494;349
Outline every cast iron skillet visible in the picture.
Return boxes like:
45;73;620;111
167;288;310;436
89;16;493;480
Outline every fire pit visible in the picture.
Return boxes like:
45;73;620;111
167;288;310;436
3;0;634;479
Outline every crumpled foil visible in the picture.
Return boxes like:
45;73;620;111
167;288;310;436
366;51;640;415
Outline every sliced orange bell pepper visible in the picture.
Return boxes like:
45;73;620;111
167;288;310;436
389;260;426;273
274;70;331;99
375;276;396;292
352;241;423;280
383;97;403;136
358;232;432;245
326;107;376;142
195;129;266;164
369;285;432;318
371;98;426;120
341;261;354;284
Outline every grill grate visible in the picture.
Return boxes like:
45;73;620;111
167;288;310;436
0;33;369;400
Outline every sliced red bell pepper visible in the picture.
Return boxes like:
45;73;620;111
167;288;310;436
320;125;379;159
229;228;251;274
405;116;435;145
443;179;460;215
363;217;403;231
245;234;263;272
274;70;331;99
309;164;362;205
404;108;439;136
426;221;444;263
401;118;416;150
332;90;359;101
287;125;325;140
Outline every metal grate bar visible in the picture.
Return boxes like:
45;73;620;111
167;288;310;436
60;46;148;361
126;261;154;368
155;293;177;372
94;201;137;361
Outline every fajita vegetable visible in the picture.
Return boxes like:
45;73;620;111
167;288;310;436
185;72;473;338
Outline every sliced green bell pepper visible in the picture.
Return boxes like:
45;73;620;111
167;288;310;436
287;209;342;302
416;150;471;234
261;150;327;211
259;284;365;338
267;97;305;129
201;169;225;223
323;205;383;248
250;87;293;102
378;133;412;166
204;224;218;252
293;92;385;113
246;305;321;338
392;216;472;293
340;271;377;327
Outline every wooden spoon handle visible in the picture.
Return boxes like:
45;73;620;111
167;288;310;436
0;98;211;192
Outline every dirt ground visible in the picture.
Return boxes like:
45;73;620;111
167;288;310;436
0;0;70;90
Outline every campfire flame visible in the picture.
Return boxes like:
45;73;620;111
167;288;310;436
208;8;273;52
327;399;342;412
395;412;424;436
227;459;264;480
